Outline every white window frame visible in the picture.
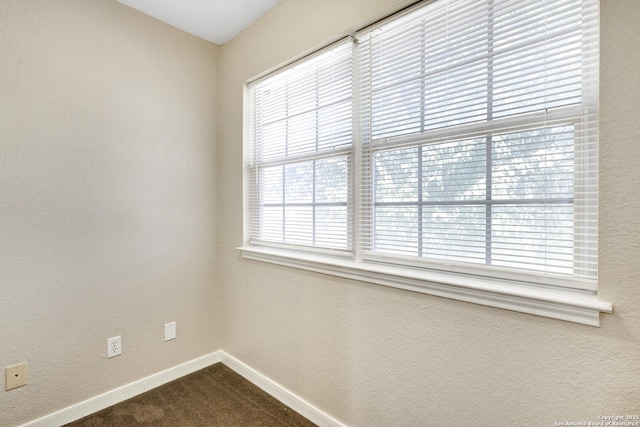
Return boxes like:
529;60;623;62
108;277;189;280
246;40;354;256
241;0;612;326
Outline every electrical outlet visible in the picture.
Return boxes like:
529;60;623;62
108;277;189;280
6;363;27;391
107;336;122;358
165;322;176;341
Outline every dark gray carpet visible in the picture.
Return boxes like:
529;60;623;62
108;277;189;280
65;363;317;426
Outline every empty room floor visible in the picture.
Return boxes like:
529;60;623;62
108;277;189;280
65;364;316;426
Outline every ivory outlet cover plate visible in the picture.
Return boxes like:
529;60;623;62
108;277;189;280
6;363;27;391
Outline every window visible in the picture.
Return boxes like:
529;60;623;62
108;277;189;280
247;42;353;254
357;0;598;289
244;0;611;326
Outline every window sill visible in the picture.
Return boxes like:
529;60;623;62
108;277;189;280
238;246;612;327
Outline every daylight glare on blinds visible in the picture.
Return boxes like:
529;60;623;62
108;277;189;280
246;0;599;290
248;40;353;252
356;0;598;286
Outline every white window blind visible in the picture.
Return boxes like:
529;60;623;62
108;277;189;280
247;0;598;292
247;40;353;253
356;0;598;289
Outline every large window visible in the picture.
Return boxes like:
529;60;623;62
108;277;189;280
245;0;608;325
357;0;598;288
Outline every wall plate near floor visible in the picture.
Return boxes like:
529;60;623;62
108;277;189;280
6;363;27;391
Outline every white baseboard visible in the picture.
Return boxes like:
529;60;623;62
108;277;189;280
221;352;344;427
19;350;342;427
20;351;223;427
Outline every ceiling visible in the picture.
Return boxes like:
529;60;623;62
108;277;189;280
116;0;284;45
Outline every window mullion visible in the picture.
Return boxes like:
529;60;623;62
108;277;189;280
313;70;319;247
485;136;493;265
281;165;285;243
354;34;372;260
418;19;427;259
312;161;317;247
485;0;495;266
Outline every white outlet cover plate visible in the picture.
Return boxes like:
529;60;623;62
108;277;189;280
165;322;176;341
107;336;122;358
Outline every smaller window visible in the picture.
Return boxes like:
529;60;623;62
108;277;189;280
247;41;353;254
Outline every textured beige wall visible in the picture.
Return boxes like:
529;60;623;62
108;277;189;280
220;0;640;425
0;1;220;425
